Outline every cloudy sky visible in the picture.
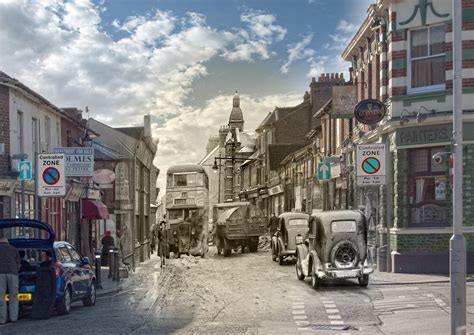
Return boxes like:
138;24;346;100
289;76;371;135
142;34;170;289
0;0;373;193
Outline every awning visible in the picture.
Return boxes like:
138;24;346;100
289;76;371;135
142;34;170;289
82;199;109;220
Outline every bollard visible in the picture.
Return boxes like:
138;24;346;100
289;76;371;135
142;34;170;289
114;248;120;282
94;252;103;289
108;248;115;279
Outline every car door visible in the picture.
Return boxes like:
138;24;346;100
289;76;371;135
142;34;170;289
57;245;82;298
67;245;89;297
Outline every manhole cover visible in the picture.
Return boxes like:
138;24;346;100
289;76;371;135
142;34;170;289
308;324;350;331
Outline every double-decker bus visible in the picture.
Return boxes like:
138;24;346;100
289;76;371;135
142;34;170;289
165;164;209;257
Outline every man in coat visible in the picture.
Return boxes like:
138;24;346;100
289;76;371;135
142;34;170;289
267;213;279;237
0;237;21;324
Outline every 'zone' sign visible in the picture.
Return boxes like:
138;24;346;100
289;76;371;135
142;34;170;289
38;154;66;197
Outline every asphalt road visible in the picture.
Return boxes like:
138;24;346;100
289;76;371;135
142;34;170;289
1;246;473;335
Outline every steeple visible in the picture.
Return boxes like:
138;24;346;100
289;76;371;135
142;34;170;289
228;91;244;131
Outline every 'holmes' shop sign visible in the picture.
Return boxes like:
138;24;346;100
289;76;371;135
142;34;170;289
53;147;94;177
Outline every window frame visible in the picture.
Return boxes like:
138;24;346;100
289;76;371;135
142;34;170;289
407;24;446;94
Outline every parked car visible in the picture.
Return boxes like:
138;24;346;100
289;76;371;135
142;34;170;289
295;210;374;287
0;219;96;316
271;212;309;265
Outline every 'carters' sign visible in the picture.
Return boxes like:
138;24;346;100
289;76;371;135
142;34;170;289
53;147;94;177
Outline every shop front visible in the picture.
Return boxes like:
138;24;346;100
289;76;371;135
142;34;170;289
390;122;474;274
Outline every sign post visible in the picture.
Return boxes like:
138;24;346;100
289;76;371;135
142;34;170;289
318;162;331;181
37;154;66;197
356;144;387;186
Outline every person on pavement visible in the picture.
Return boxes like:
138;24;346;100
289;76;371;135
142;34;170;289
267;213;279;237
150;222;159;255
101;231;115;266
157;221;166;268
0;237;21;325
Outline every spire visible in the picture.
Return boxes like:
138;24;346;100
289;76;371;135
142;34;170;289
229;90;244;131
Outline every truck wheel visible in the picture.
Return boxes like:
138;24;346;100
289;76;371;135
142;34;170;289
358;274;369;287
249;239;258;253
296;253;305;281
224;248;231;257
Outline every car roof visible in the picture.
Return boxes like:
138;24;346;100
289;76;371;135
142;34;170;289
279;212;309;220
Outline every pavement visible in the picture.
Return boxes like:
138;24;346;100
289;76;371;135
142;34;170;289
96;266;126;297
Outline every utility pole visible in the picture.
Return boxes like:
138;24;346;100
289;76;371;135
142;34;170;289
451;0;466;334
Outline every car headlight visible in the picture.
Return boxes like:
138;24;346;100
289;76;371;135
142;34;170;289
173;230;177;235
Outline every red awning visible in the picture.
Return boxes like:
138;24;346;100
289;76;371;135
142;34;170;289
82;199;109;220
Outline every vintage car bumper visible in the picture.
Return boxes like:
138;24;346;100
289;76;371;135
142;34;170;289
321;266;374;279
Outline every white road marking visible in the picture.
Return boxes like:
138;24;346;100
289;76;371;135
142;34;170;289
293;315;308;320
330;320;344;325
295;320;309;327
325;308;339;314
323;303;337;308
292;309;306;315
327;314;342;320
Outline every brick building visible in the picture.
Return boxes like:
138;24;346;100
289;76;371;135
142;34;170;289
341;0;474;273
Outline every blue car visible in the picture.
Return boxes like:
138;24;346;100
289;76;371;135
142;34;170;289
0;219;96;316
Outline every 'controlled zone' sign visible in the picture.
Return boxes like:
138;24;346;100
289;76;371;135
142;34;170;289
38;154;66;197
356;144;386;186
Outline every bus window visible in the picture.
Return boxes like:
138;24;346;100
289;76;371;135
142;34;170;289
174;174;187;186
168;209;183;220
187;174;196;186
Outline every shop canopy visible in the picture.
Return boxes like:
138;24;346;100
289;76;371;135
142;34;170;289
82;199;109;220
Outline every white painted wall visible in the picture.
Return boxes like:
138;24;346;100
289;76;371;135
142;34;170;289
9;89;62;170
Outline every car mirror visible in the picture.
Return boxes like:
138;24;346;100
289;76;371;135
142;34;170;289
81;257;90;265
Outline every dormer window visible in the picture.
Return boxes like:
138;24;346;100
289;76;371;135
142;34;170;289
408;24;446;93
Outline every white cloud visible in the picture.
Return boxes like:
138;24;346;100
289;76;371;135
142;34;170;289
336;19;358;34
222;9;287;62
325;19;358;50
0;0;298;192
281;33;314;74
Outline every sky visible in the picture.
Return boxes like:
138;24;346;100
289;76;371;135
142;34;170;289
0;0;373;194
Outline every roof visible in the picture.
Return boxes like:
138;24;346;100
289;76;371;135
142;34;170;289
268;144;305;171
314;98;332;118
257;100;309;130
115;127;144;140
167;164;206;174
229;92;244;123
88;118;137;159
279;212;309;220
199;144;219;165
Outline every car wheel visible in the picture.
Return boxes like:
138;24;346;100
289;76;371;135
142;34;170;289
358;274;369;287
311;260;320;289
57;286;72;315
278;255;284;266
296;253;305;281
83;281;96;307
271;242;277;261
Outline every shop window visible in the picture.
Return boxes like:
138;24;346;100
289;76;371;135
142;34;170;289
409;24;446;93
408;147;448;227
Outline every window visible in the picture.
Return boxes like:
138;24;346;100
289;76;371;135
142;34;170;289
67;245;81;262
17;111;24;153
174;174;187;186
45;116;51;152
408;147;448;227
58;246;72;262
409;25;446;92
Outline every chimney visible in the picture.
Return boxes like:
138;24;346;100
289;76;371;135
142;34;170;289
144;115;151;138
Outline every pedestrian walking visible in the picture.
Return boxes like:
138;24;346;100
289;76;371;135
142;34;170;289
157;221;166;267
149;223;159;255
101;231;115;266
267;213;279;237
0;237;21;324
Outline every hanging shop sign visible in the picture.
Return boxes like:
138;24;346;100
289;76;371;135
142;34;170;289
353;99;386;125
332;86;358;118
53;147;94;177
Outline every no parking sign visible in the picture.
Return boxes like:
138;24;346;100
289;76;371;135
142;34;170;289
356;144;387;186
38;153;66;197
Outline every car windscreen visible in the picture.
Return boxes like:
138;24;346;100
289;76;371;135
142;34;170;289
288;219;308;226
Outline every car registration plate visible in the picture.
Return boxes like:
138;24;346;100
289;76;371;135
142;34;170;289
5;293;32;301
295;235;303;244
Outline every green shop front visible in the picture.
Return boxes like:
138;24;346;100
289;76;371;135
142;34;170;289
389;122;474;274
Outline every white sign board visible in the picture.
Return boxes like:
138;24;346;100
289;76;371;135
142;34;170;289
53;147;94;177
38;153;66;197
356;144;387;186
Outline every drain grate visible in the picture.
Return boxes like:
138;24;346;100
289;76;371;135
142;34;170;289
307;324;350;331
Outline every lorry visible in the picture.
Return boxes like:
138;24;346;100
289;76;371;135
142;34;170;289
212;202;267;257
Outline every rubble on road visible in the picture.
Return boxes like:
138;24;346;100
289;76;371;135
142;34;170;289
258;234;271;251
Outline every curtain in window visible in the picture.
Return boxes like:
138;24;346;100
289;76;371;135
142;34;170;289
412;56;445;88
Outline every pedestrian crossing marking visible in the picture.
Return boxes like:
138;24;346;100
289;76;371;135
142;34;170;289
325;308;339;314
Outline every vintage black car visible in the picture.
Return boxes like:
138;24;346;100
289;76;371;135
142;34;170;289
271;212;309;265
295;210;374;287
